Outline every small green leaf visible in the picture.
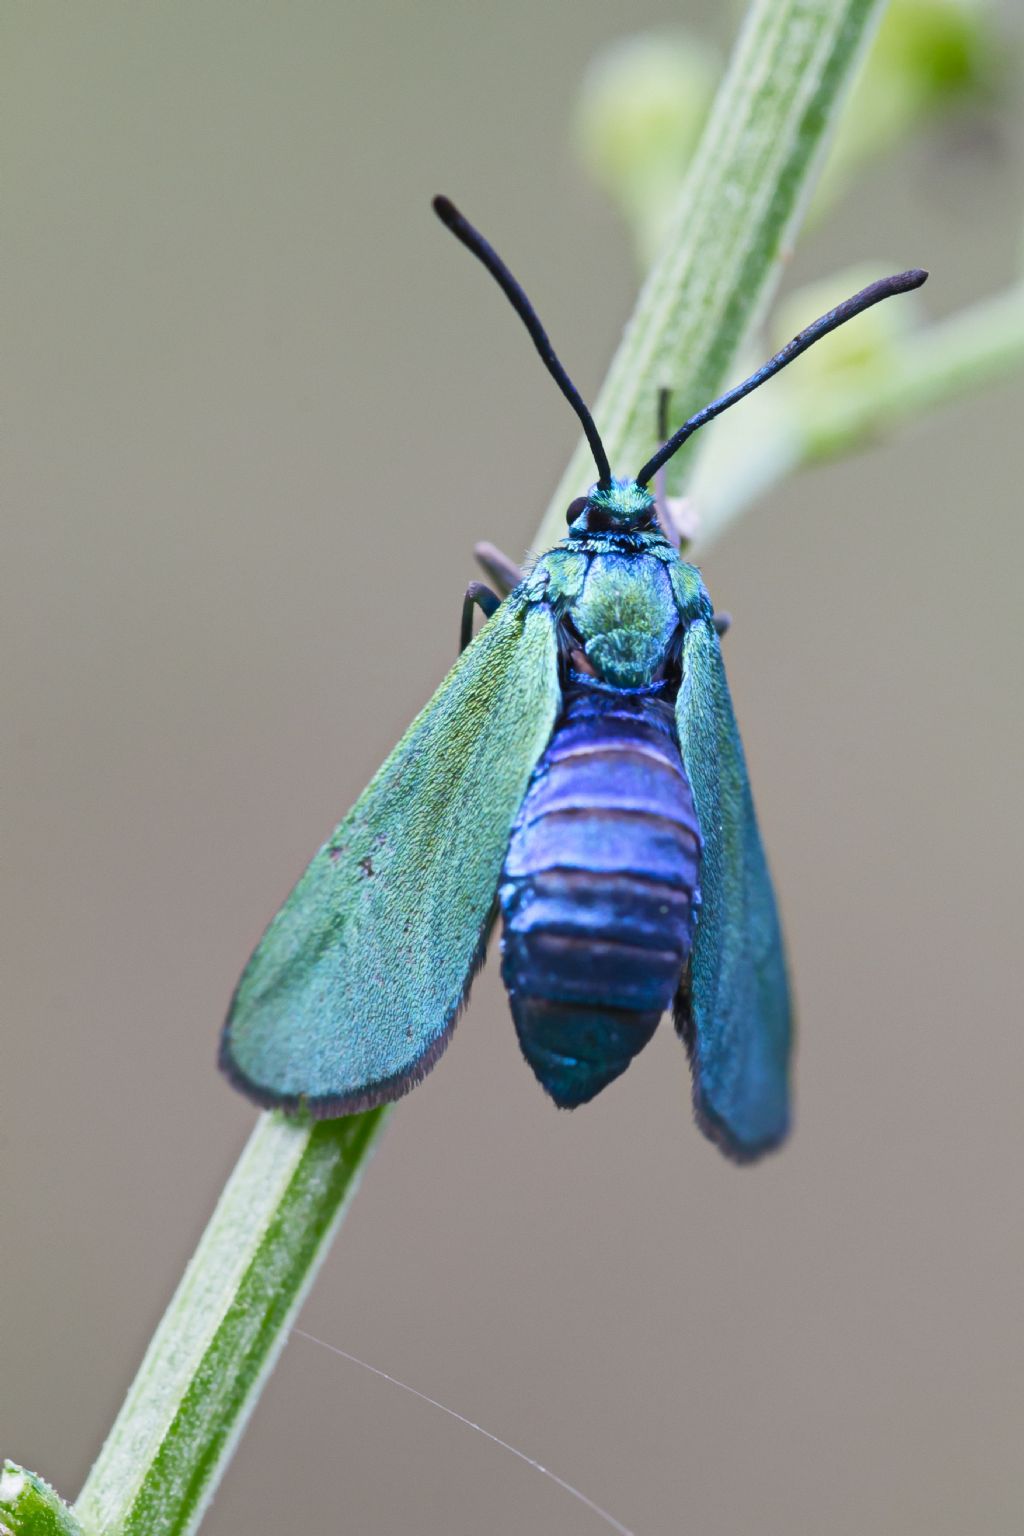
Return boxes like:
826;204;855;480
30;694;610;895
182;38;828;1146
0;1464;84;1536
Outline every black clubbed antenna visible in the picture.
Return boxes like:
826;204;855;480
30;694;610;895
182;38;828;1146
434;196;612;489
636;268;929;487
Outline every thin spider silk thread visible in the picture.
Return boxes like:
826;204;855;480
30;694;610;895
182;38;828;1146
292;1327;636;1536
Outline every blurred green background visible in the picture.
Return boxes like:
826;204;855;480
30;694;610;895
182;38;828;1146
4;3;1023;1533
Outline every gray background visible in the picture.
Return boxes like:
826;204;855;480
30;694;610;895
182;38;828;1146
4;4;1023;1534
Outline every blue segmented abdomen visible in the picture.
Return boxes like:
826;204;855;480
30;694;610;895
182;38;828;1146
499;681;702;1107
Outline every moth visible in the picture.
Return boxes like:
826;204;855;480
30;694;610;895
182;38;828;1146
221;197;925;1160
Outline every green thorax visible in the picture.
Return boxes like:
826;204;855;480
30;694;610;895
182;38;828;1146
569;550;679;688
521;479;712;691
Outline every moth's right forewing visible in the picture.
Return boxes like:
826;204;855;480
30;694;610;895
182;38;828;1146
221;597;561;1115
676;618;793;1160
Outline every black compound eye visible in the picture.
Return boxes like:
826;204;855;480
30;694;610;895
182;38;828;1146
565;496;589;525
586;504;614;531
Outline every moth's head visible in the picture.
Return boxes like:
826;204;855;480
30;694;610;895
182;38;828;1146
565;478;657;536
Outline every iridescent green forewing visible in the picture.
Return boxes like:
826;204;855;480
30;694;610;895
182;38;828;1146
676;618;792;1159
221;597;560;1115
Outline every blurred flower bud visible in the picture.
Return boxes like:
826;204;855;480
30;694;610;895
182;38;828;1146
871;0;997;100
771;266;925;400
573;33;719;264
820;0;1001;204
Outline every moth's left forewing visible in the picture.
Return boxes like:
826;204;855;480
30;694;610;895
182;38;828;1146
675;616;793;1160
221;594;561;1116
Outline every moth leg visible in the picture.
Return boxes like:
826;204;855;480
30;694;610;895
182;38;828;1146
474;541;522;597
657;387;716;554
657;385;672;450
712;612;731;637
652;387;705;549
460;581;502;653
653;388;681;550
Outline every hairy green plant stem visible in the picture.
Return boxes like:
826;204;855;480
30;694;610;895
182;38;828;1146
71;3;887;1532
535;0;886;550
74;1111;388;1536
